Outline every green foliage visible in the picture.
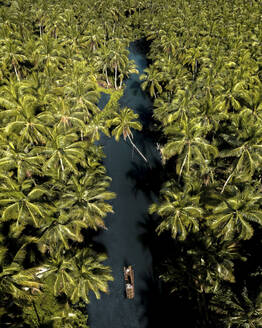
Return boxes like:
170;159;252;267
150;181;202;240
211;285;262;328
0;0;138;325
108;107;142;141
1;0;262;327
139;0;262;326
22;276;90;328
102;89;124;113
142;0;262;242
206;186;262;240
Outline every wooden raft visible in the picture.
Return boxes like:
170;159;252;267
124;266;135;299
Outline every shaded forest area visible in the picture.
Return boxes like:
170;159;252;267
138;1;262;327
0;0;262;327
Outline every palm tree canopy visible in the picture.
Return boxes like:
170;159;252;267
207;186;262;240
150;181;203;240
108;107;142;141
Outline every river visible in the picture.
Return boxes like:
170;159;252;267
88;40;162;328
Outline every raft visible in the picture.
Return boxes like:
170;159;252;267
124;266;135;299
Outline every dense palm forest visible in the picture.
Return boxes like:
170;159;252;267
0;0;261;327
0;0;142;326
136;1;262;327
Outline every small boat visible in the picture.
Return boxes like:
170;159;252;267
124;265;135;299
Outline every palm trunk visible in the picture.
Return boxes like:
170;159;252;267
114;64;118;89
32;300;41;327
193;59;198;80
105;67;110;87
221;170;234;193
127;134;148;163
120;75;123;89
59;157;64;171
179;153;188;178
13;63;20;81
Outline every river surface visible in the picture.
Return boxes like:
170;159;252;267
88;41;161;328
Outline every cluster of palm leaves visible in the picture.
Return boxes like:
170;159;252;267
134;0;262;326
0;0;148;326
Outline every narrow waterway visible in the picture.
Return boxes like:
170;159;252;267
88;41;161;328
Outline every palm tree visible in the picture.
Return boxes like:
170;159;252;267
182;46;204;79
84;22;105;53
160;32;178;59
70;248;113;304
140;65;164;98
149;181;203;240
199;93;229;132
38;214;88;257
211;286;262;328
64;76;100;119
39;248;113;304
219;123;262;193
56;174;115;231
3;103;50;146
0;141;43;183
32;4;49;37
207;186;262;240
161;117;218;177
0;176;52;228
0;78;36;123
51;301;85;328
35;34;66;70
241;82;262;122
48;97;87;135
32;128;87;177
164;60;188;95
0;244;42;308
96;45;112;87
108;107;148;162
85;112;111;142
194;234;245;290
37;251;76;298
21;71;54;108
107;38;129;89
0;37;26;80
214;76;247;112
158;227;246;326
153;87;200;126
160;231;244;294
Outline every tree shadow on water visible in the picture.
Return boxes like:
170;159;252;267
126;159;166;201
134;108;161;142
138;274;175;328
79;228;108;255
136;215;165;327
137;215;195;328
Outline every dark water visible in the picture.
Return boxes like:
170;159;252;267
88;41;161;328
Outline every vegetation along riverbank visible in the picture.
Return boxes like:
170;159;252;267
0;0;261;327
